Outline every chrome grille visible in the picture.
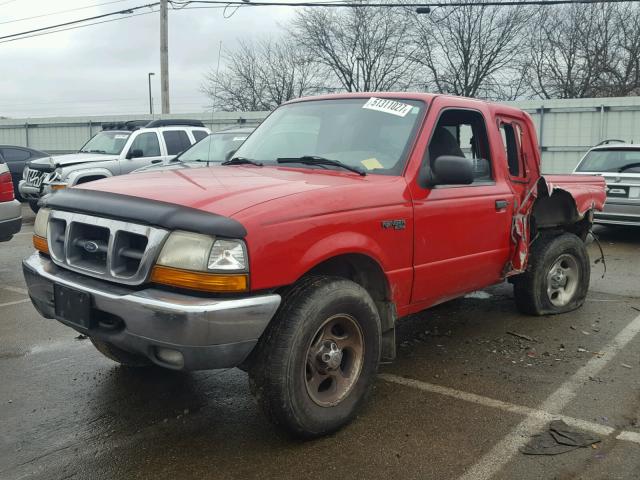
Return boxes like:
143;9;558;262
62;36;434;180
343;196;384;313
24;167;48;187
47;210;169;285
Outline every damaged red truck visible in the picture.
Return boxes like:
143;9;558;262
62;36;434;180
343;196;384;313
23;93;605;437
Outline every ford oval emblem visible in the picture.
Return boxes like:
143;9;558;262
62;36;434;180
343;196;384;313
84;241;99;253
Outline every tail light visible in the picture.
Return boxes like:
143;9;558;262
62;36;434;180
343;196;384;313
0;172;15;202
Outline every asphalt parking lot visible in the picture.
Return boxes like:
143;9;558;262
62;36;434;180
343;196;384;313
1;204;639;480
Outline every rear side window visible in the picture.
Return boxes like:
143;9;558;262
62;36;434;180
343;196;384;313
499;123;521;177
129;132;161;157
163;130;191;155
1;148;30;162
192;130;208;142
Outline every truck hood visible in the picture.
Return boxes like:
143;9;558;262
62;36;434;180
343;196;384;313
29;152;119;169
76;166;371;218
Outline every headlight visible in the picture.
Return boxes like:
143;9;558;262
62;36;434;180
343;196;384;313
34;208;50;238
156;231;215;271
152;231;249;292
33;208;51;254
208;239;247;271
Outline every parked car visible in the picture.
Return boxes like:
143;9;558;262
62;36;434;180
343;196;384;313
573;139;640;226
23;93;605;437
132;126;255;174
0;157;21;242
19;119;210;212
0;145;49;200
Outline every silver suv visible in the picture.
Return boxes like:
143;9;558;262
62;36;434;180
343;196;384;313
19;119;210;211
574;140;640;226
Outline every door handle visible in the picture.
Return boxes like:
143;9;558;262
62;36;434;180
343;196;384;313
495;199;509;210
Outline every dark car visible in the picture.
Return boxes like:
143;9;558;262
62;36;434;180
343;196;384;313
0;145;49;199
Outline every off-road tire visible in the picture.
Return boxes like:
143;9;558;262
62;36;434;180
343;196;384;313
90;338;152;367
248;276;381;438
29;200;39;214
513;233;590;315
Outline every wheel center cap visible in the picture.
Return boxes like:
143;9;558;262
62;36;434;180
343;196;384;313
320;342;343;370
551;269;567;289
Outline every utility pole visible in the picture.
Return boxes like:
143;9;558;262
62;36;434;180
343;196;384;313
160;0;170;114
148;72;155;115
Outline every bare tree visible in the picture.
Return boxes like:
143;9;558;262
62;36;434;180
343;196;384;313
526;3;640;99
202;38;322;111
291;6;418;92
410;1;530;99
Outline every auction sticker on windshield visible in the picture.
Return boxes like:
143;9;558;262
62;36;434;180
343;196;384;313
362;97;413;117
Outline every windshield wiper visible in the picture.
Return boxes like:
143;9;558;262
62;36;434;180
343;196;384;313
277;155;366;176
222;157;263;167
618;162;640;172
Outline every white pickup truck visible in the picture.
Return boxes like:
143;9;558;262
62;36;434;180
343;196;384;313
19;119;210;212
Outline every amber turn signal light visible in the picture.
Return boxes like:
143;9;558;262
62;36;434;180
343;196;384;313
50;184;67;191
33;235;49;254
150;265;248;293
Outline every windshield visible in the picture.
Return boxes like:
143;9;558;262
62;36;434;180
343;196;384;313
79;131;130;155
576;149;640;173
177;132;251;163
233;98;425;175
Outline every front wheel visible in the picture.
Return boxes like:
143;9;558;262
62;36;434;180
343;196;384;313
513;233;590;315
248;276;381;438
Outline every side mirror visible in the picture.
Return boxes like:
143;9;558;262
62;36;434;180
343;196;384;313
225;149;237;162
432;155;474;185
126;149;144;159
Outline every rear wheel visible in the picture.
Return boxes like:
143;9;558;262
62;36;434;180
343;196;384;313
513;233;590;315
90;338;152;367
248;276;381;438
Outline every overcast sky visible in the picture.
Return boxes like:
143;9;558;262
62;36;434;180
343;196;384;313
0;0;295;118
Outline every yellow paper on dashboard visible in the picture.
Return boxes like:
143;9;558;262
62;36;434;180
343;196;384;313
361;158;384;170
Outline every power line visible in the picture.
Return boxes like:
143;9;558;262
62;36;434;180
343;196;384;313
0;0;137;27
2;0;639;46
0;2;160;42
0;10;156;44
174;0;640;6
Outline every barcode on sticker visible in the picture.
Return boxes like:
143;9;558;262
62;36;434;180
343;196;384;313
362;97;412;117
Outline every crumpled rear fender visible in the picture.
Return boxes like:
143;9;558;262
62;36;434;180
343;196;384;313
507;174;606;275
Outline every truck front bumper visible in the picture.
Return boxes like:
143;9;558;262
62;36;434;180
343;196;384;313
18;180;46;200
23;252;281;370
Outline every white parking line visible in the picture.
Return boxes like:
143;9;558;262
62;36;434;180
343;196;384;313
448;311;640;480
379;374;617;438
0;298;31;308
1;285;28;295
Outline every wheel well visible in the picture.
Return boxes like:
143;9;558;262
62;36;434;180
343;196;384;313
531;191;592;241
75;175;105;184
298;254;397;361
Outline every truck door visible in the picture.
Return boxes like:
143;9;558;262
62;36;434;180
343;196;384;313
410;107;515;306
123;132;163;172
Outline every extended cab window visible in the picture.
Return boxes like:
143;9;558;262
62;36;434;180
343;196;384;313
163;130;191;155
428;109;492;183
129;132;160;157
499;123;522;177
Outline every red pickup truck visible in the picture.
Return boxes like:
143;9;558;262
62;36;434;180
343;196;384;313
23;93;605;437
